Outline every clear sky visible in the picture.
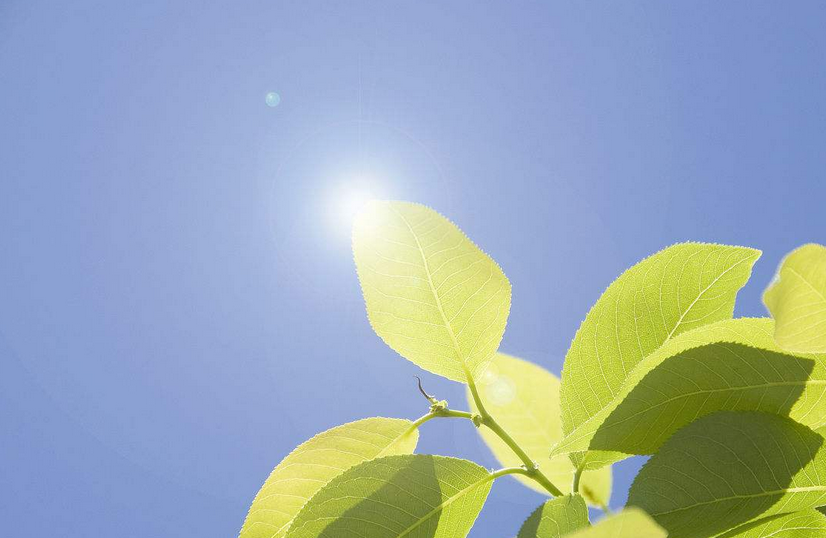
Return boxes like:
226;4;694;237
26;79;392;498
2;1;825;536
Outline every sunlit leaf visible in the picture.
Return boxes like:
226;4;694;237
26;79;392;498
285;455;492;538
469;353;611;505
562;508;666;538
764;243;826;353
628;411;826;538
716;510;826;538
516;495;588;538
559;243;761;470
239;417;417;538
553;318;826;458
353;201;511;383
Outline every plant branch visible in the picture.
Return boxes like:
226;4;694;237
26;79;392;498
410;371;564;498
404;408;476;439
489;466;532;480
572;465;583;494
463;365;564;497
411;409;476;429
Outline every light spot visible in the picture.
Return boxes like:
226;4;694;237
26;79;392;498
488;375;516;406
265;92;281;107
337;188;376;225
325;179;385;237
479;363;500;386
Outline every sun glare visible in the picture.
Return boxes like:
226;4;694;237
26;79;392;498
326;180;383;236
338;189;376;222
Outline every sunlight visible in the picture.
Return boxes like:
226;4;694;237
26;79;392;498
338;188;376;223
326;178;384;236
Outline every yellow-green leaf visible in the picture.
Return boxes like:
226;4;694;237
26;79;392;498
716;511;826;538
239;417;417;538
516;495;589;538
563;509;666;538
559;243;761;470
629;411;826;538
353;201;511;383
468;352;611;505
552;318;826;458
764;243;826;353
285;455;492;538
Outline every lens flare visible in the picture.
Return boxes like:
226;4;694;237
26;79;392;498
265;92;281;107
337;189;376;224
325;177;385;237
488;375;516;406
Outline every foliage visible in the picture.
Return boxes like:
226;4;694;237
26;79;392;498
468;352;611;505
240;200;826;537
764;243;826;353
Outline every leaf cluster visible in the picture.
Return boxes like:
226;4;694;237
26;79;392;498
240;202;826;537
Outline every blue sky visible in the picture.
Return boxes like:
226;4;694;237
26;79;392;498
2;1;825;536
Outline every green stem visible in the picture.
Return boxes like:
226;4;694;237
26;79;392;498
464;365;564;497
409;371;565;498
489;466;532;481
405;409;476;437
572;466;583;494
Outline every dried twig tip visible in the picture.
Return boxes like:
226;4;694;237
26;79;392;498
414;376;436;402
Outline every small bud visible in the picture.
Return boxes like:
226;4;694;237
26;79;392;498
430;399;449;413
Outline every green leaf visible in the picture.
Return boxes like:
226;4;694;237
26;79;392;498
559;243;761;469
239;417;418;538
716;510;826;538
628;411;826;538
552;318;826;458
353;201;511;383
562;509;666;538
764;244;826;353
285;454;493;538
516;495;589;538
468;352;611;505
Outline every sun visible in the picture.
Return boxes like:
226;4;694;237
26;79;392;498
326;178;384;236
337;188;376;223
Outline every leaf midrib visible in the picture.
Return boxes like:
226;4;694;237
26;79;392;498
557;379;826;452
787;267;826;305
648;485;826;517
390;206;466;370
395;472;494;538
665;252;755;340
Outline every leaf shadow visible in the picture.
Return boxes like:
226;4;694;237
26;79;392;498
314;455;443;538
589;342;817;455
641;412;825;538
714;512;806;538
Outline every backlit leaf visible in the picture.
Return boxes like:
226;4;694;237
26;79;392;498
552;318;826;458
516;495;588;538
628;411;826;538
239;417;417;538
559;243;760;469
562;509;666;538
469;352;611;505
716;510;826;538
353;201;511;383
764;243;826;353
285;455;492;538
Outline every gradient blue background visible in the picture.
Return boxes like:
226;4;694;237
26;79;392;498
2;2;825;536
